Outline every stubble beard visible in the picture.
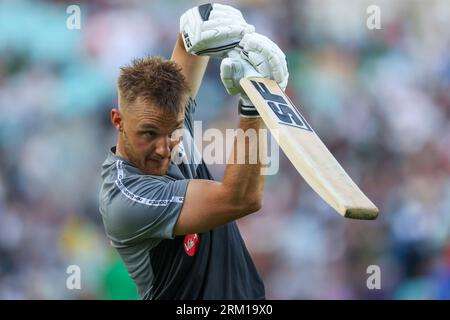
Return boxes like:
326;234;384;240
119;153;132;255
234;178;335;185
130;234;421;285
121;130;170;176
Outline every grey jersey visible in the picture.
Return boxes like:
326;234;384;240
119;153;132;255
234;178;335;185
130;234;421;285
99;99;265;300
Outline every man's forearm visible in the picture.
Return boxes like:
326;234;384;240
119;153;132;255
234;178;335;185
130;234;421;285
171;33;209;98
222;117;266;211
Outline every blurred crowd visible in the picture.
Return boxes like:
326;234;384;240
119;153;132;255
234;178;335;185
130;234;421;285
0;0;449;299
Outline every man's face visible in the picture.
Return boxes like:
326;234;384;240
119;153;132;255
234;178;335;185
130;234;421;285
115;99;184;176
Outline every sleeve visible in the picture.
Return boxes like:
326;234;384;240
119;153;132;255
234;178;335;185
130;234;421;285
104;176;189;244
184;97;196;136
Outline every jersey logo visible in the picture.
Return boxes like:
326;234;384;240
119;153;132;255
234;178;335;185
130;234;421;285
184;234;200;256
250;80;313;132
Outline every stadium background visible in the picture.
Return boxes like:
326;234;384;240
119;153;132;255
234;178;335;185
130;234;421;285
0;0;449;299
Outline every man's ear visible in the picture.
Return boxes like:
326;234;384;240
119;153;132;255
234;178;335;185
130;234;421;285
111;108;122;131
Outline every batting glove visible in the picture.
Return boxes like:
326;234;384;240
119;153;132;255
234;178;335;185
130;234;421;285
220;33;289;118
239;33;289;90
221;49;262;117
180;3;255;58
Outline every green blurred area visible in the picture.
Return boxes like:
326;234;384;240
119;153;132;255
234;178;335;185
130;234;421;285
101;254;140;300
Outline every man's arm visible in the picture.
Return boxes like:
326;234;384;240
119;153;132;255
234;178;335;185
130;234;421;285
171;33;209;99
173;31;288;236
173;117;266;235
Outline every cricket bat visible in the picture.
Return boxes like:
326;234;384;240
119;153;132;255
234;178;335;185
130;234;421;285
240;77;379;220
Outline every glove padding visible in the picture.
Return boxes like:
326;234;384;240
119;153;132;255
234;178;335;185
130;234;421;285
221;51;261;116
221;33;289;101
238;33;289;90
180;3;255;58
220;50;261;112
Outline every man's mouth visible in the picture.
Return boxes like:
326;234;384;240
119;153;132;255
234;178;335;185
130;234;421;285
148;157;167;166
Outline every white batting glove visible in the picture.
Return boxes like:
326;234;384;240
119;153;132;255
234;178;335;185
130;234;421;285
180;3;255;58
220;33;289;118
221;50;262;117
238;33;289;90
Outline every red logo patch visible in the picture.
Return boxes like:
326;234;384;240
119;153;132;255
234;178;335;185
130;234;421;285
183;233;200;256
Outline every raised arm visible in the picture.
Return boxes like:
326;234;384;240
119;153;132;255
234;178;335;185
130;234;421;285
173;33;289;236
170;33;209;99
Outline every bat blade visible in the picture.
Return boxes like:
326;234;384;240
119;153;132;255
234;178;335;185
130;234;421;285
240;77;379;220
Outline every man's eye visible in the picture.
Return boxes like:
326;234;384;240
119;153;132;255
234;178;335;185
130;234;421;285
145;131;157;137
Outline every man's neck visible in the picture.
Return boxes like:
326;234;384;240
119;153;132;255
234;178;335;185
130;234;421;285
114;142;129;162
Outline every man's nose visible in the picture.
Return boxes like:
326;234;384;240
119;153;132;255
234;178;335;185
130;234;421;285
154;136;171;158
154;136;180;158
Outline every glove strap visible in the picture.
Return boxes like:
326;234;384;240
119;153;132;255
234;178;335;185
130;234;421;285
238;97;260;118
